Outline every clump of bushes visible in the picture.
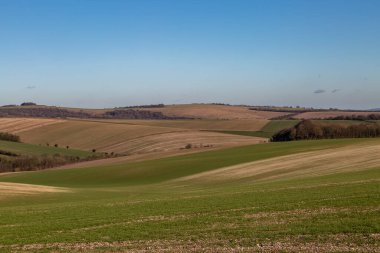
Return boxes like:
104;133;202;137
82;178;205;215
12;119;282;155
20;102;37;106
0;132;21;142
0;154;76;172
271;120;380;142
0;153;104;173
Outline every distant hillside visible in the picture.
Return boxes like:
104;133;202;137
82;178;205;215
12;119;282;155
2;103;380;121
0;107;93;118
136;104;288;120
0;106;190;120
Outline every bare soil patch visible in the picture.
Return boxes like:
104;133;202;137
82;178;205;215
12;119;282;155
5;234;379;252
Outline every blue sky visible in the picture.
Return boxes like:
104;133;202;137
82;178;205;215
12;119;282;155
0;0;379;109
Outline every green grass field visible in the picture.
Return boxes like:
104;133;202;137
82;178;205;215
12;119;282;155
0;140;93;158
0;138;379;252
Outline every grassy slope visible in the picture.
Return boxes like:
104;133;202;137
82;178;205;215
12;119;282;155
0;138;369;188
0;139;379;252
0;140;92;158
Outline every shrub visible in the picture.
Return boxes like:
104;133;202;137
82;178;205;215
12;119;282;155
0;132;21;142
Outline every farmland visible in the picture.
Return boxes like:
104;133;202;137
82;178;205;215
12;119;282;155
0;139;97;173
93;118;269;131
2;0;380;251
136;104;288;120
0;138;379;252
210;120;300;138
0;118;64;134
0;118;265;156
0;107;379;252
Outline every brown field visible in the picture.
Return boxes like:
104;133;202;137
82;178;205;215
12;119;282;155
3;118;265;155
173;142;380;184
0;118;65;133
104;130;264;155
138;104;288;120
78;118;268;131
295;111;380;119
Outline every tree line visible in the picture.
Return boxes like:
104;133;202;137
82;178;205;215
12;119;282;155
0;107;193;120
271;120;380;142
327;114;380;121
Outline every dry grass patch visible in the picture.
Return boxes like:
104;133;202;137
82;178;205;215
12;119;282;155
0;182;69;199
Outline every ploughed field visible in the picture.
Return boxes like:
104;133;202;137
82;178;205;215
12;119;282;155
0;118;265;156
0;138;379;252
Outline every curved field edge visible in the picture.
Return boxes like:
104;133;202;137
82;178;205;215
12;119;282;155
0;138;378;188
209;120;300;138
172;142;380;185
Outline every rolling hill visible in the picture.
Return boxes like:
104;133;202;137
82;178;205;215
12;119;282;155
0;138;379;252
